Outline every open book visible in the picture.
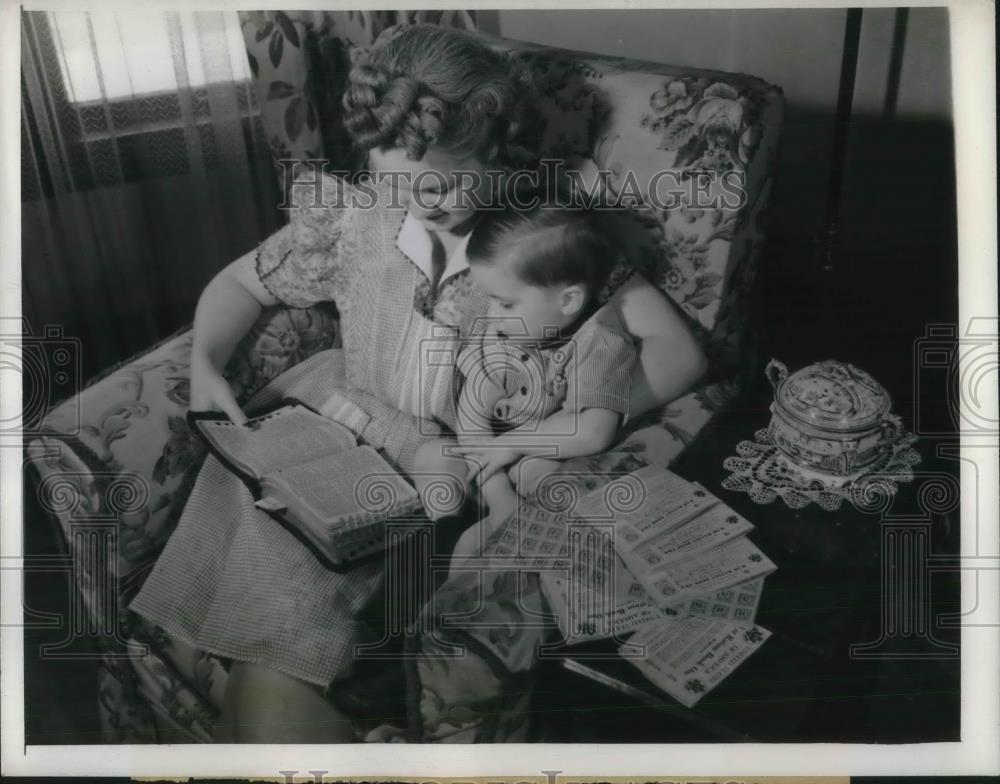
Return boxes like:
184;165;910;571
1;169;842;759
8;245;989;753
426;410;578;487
187;399;422;568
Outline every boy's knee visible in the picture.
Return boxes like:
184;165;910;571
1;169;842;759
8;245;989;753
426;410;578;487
414;440;468;519
414;440;463;482
509;457;563;498
415;439;449;465
452;521;485;559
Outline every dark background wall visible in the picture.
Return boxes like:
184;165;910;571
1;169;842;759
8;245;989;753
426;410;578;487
479;7;953;249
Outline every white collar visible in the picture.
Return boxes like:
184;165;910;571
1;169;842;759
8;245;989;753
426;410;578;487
395;211;472;286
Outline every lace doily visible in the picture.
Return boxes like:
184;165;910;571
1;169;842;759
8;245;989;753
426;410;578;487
722;428;921;512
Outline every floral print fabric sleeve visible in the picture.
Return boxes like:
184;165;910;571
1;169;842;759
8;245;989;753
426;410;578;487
255;173;359;309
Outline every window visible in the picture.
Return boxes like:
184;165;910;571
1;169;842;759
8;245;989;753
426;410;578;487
50;10;251;105
22;9;266;197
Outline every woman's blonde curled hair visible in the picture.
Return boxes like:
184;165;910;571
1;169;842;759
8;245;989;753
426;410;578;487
342;25;543;171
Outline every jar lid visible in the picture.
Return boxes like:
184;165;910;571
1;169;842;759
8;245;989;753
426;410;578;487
774;360;891;433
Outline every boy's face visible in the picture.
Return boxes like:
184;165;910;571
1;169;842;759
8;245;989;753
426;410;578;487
470;251;584;343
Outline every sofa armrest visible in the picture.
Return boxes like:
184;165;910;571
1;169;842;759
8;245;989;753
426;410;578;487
25;304;339;590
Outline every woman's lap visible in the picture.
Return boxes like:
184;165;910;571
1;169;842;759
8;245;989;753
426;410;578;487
129;448;386;686
129;349;396;687
129;346;546;735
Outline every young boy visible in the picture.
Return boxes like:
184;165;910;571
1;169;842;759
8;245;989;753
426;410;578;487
414;205;638;569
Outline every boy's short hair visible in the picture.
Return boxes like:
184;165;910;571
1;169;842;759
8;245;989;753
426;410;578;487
466;206;618;295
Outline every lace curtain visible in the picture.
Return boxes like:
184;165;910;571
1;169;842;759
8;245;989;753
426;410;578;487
21;10;281;379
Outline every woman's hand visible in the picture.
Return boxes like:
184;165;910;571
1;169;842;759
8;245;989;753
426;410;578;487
187;248;281;425
190;352;247;425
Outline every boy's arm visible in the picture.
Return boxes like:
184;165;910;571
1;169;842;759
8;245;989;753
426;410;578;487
455;367;507;446
493;406;621;460
610;274;708;417
458;406;621;486
484;319;633;466
454;336;512;446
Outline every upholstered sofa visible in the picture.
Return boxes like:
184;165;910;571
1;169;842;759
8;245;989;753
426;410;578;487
25;12;784;742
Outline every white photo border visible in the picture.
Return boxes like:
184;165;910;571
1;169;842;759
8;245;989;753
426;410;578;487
2;0;996;777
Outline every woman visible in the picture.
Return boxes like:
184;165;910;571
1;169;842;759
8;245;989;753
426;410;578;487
129;24;707;743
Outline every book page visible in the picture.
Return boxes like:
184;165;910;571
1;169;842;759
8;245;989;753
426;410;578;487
267;445;418;533
621;615;772;707
574;466;719;546
196;404;356;479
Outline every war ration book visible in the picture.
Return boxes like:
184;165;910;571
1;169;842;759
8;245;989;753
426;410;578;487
637;536;777;608
482;501;575;571
620;502;756;574
541;556;766;643
682;577;765;626
621;615;773;707
538;524;765;640
538;541;682;643
572;465;720;547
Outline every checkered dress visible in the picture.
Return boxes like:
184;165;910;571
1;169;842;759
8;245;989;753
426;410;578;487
129;174;490;687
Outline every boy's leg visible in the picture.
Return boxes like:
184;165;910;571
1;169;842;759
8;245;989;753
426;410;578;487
327;441;482;726
412;438;470;521
507;456;565;503
449;472;518;578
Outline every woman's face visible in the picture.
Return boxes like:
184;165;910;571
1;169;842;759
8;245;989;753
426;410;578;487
368;146;497;233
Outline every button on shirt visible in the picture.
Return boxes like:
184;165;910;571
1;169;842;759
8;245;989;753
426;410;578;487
470;302;637;432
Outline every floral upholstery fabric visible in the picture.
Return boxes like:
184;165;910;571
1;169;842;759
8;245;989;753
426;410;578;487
485;38;783;386
26;305;338;741
26;22;783;742
238;11;478;191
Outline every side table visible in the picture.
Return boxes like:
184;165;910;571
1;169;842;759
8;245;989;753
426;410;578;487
547;392;960;743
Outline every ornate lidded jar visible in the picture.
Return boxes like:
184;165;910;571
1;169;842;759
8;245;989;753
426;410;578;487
765;359;903;476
